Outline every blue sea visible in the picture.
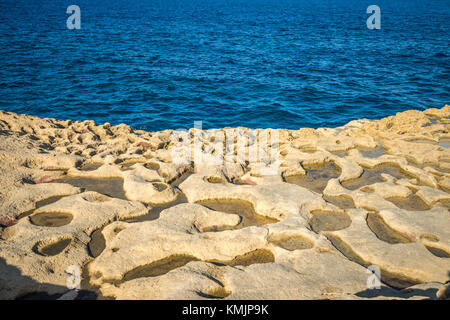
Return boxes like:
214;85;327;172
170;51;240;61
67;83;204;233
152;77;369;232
0;0;448;131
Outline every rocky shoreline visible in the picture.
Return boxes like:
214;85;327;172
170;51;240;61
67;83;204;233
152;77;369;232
0;106;449;300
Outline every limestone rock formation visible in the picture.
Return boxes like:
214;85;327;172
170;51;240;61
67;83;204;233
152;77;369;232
0;106;449;300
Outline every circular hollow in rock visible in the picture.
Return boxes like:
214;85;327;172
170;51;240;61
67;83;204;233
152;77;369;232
309;211;352;233
30;212;73;227
270;235;314;251
36;238;72;256
88;229;106;258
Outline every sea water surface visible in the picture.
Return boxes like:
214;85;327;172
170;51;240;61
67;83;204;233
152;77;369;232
0;0;448;131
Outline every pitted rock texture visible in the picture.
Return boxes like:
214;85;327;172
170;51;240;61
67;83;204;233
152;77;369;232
0;106;449;300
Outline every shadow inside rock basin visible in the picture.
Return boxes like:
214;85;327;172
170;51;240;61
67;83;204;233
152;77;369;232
144;162;161;171
323;195;355;209
208;249;275;267
309;210;352;233
284;162;340;194
55;177;127;200
88;229;107;258
342;165;409;191
17;196;66;219
387;195;429;211
118;250;274;285
359;147;385;159
125;192;188;223
122;255;199;282
424;245;450;258
196;199;278;231
30;212;73;227
36;238;72;256
80;163;103;171
197;286;231;299
269;235;313;251
366;212;412;244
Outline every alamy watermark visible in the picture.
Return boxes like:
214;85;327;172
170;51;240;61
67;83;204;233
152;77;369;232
367;5;381;30
366;265;382;289
66;5;81;30
170;121;280;175
66;5;381;30
66;265;81;290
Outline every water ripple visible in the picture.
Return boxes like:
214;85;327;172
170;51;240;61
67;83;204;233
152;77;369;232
0;0;448;131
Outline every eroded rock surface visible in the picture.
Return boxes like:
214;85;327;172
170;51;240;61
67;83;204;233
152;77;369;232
1;106;449;300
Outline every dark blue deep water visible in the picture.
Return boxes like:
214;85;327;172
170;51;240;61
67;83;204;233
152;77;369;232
0;0;448;131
